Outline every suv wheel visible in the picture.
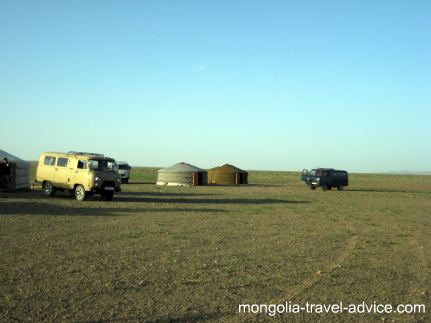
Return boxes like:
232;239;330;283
74;185;87;201
101;191;114;201
337;185;344;191
322;184;328;191
44;182;56;197
310;185;316;190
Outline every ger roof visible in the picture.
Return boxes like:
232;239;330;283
0;149;29;167
209;163;246;172
159;162;205;173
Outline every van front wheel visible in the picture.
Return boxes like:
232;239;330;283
44;182;56;197
101;191;114;201
74;185;87;201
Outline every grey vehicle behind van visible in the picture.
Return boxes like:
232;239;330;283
117;162;131;183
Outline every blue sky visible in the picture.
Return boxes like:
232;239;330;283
1;1;430;172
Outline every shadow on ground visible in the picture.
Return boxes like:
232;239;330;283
0;190;309;205
347;188;430;194
205;183;284;188
0;190;218;200
114;196;308;204
0;201;228;217
118;191;220;197
127;181;156;185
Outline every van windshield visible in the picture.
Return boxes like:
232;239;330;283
118;164;129;170
89;159;117;172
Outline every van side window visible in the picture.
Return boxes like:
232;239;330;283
77;160;87;169
44;156;56;166
57;157;68;167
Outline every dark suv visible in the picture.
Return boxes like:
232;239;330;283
301;168;348;191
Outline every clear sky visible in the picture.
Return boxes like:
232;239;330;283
1;1;430;172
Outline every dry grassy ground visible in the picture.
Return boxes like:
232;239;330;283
0;168;430;322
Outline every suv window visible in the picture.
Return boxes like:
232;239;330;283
57;157;68;167
77;160;87;169
332;171;346;177
44;156;56;166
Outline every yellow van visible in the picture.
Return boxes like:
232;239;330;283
35;152;121;201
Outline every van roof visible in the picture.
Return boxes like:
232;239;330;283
316;168;347;173
41;152;114;161
68;151;104;157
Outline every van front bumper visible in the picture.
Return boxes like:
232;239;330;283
92;186;121;193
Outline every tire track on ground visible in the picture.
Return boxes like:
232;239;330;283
275;234;359;302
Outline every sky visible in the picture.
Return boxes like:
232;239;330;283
1;0;430;172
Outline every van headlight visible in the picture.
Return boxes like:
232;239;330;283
95;176;101;182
